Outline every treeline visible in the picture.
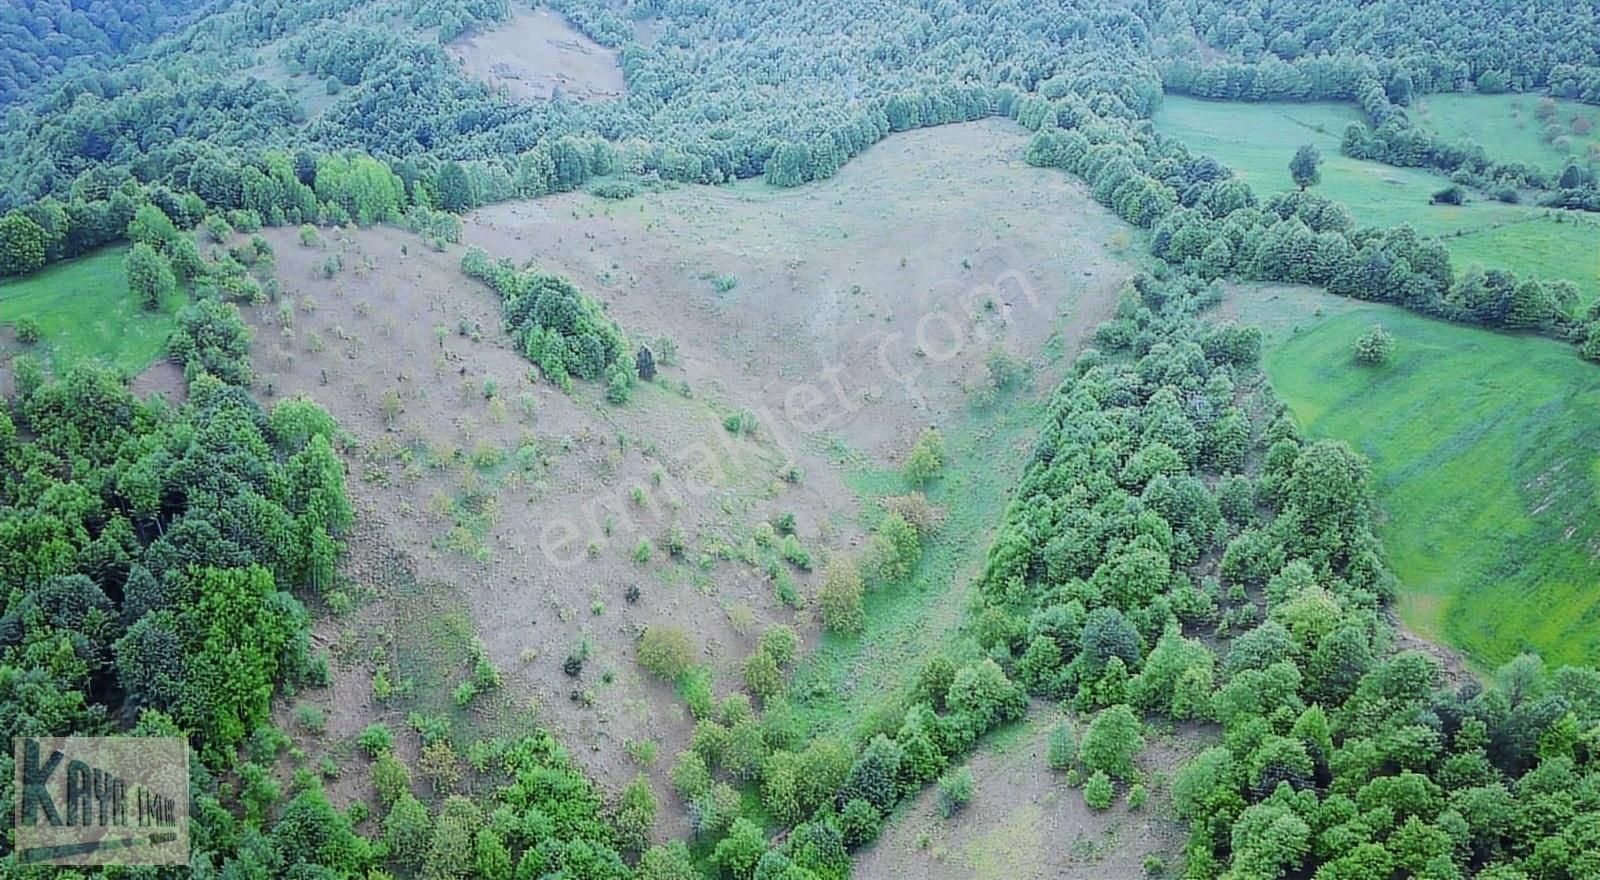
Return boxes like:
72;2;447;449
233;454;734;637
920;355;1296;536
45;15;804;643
976;264;1600;877
1164;54;1600;211
1158;8;1600;209
0;0;1167;210
1021;96;1600;360
1157;0;1600;103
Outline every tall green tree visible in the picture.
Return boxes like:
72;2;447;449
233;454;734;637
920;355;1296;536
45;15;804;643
1289;144;1322;191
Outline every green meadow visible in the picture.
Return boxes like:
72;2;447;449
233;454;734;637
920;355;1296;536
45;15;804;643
1156;96;1600;306
0;247;182;374
1410;92;1600;172
1233;285;1600;668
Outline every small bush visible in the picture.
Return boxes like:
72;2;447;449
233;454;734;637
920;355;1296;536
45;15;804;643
1047;720;1077;771
12;317;41;344
723;409;757;435
779;534;812;570
295;705;326;734
936;767;974;818
1353;324;1395;365
358;723;394;756
1084;770;1114;810
818;559;866;634
638;626;696;680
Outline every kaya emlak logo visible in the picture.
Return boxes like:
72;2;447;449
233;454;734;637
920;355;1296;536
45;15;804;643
13;736;189;866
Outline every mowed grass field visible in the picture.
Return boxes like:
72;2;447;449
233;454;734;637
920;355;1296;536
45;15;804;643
1156;96;1600;307
1234;285;1600;668
0;247;181;374
1411;93;1600;172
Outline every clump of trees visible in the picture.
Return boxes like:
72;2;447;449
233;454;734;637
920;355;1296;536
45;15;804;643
461;247;631;391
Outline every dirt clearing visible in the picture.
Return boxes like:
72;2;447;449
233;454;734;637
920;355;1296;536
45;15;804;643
451;8;625;102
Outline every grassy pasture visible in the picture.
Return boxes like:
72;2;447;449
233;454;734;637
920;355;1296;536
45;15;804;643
0;247;182;374
1410;92;1600;172
1155;96;1600;306
1233;285;1600;668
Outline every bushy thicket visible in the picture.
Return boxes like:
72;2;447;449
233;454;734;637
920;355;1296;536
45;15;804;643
460;247;631;389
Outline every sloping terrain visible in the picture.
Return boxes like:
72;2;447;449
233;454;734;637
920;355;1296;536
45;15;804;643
238;120;1141;829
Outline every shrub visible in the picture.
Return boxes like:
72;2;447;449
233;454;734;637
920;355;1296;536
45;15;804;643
616;774;657;852
12;317;41;344
863;512;921;585
936;767;974;818
744;649;784;699
1354;324;1394;365
670;750;712;800
818;559;866;634
1085;770;1114;810
358;723;393;756
711;818;764;877
759;625;800;667
383;793;432;870
839;798;883;846
1047;720;1077;771
372;752;413;805
903;427;947;485
692;782;741;836
881;493;944;536
1081;704;1144;781
638;626;696;680
204;213;233;243
418;740;461;795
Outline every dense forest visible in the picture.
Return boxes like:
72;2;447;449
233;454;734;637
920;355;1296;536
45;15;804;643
3;0;1600;877
0;0;217;109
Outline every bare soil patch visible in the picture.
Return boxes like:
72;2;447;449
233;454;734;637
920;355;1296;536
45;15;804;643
450;8;625;102
247;120;1139;829
130;358;187;405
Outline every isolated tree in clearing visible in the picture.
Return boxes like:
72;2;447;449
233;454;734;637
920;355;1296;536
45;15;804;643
1290;144;1323;191
1354;324;1395;365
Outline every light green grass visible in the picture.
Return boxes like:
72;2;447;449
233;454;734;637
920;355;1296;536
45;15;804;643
1155;96;1600;306
0;247;182;373
788;394;1043;741
1411;93;1600;172
1234;285;1600;668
